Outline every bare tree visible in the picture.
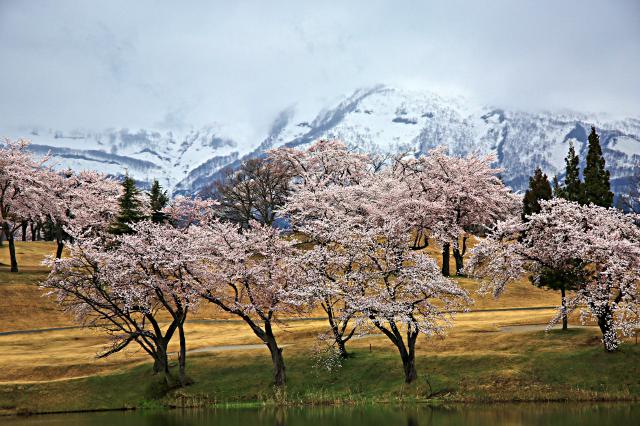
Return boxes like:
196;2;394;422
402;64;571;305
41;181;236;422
211;157;292;228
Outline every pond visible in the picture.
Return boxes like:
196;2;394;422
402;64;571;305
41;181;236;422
3;403;639;426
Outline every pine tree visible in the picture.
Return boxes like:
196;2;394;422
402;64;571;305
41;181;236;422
109;175;145;235
583;126;614;207
558;142;583;202
522;168;552;221
552;176;562;198
149;179;169;224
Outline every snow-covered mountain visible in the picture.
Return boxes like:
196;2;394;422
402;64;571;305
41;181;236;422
4;86;639;197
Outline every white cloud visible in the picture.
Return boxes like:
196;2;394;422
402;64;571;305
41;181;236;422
1;0;638;135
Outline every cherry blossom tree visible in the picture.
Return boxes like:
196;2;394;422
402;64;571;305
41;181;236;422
466;199;640;352
273;140;471;379
271;140;374;355
42;221;201;386
345;219;471;383
63;170;122;238
163;195;219;230
42;170;121;259
392;147;518;276
270;139;373;243
0;139;59;272
190;220;306;386
296;243;360;358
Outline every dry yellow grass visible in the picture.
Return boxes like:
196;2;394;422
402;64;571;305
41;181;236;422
0;241;75;331
0;240;579;387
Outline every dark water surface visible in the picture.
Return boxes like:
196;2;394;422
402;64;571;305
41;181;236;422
3;403;639;425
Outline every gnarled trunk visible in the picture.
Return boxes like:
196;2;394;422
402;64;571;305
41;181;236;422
152;341;171;384
373;318;419;384
441;242;450;277
401;351;418;384
400;328;419;384
265;334;286;386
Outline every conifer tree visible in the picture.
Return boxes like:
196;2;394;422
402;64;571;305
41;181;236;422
552;176;561;198
558;142;583;202
522;168;552;220
109;175;145;235
149;179;169;224
583;126;614;207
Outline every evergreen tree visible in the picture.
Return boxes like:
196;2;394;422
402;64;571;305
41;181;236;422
149;179;169;224
552;175;561;198
109;175;145;235
522;168;552;220
583;126;614;207
558;142;583;202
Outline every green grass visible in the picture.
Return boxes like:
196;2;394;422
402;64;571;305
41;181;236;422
1;328;639;415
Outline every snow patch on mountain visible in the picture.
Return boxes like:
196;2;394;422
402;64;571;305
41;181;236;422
2;85;638;198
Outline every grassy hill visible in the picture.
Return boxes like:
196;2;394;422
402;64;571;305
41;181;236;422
1;242;639;415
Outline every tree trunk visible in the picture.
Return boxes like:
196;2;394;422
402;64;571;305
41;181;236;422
452;247;463;275
178;323;188;386
411;230;428;250
21;222;27;242
597;307;617;352
265;334;286;386
560;287;568;330
336;338;348;359
452;236;468;276
7;232;18;273
30;223;36;241
152;354;167;374
152;341;172;384
395;333;418;384
401;352;418;384
441;242;450;277
326;304;351;358
372;318;420;384
55;240;64;259
55;226;65;259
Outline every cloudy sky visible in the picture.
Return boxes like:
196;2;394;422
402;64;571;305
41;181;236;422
1;0;638;135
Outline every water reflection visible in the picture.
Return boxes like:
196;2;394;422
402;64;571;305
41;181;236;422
3;403;638;426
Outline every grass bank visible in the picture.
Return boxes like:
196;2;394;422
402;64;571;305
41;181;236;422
1;327;638;415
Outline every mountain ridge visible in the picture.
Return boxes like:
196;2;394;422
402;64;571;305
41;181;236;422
3;86;638;198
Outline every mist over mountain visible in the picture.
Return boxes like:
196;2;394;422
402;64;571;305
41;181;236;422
4;86;639;198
